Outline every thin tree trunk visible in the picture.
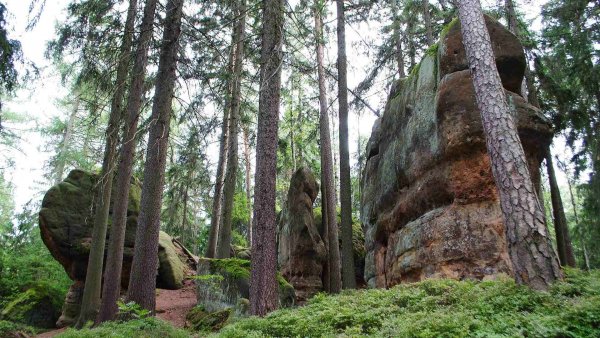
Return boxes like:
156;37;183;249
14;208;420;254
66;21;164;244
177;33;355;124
504;0;518;34
96;0;158;323
315;0;340;294
422;0;434;46
546;149;577;267
561;163;591;270
242;125;253;243
55;98;79;185
335;0;356;290
76;0;138;326
391;0;406;78
206;36;236;259
126;0;183;312
407;20;416;71
217;0;246;259
250;0;284;317
456;0;561;290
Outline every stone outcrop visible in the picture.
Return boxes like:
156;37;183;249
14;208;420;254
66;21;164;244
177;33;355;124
361;16;552;288
277;167;327;302
195;258;295;317
38;169;188;327
0;284;63;329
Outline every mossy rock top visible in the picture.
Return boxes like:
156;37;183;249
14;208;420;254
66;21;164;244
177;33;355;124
0;283;63;329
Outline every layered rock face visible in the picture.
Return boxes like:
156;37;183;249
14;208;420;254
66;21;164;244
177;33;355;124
277;167;327;302
361;16;552;288
39;169;187;326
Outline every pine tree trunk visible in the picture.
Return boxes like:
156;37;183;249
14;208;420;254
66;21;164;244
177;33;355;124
422;0;434;46
217;0;246;259
55;98;79;185
391;0;406;78
96;0;158;323
76;0;138;326
315;0;341;293
407;20;416;70
206;33;236;259
563;167;590;270
242;125;253;243
335;0;356;290
126;0;183;312
456;0;561;290
250;0;284;317
504;0;518;34
546;149;577;267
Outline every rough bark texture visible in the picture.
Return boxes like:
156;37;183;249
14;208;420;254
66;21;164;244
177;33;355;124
315;0;339;294
96;0;158;323
217;0;246;259
242;125;253;243
250;0;284;317
423;0;434;46
546;150;577;267
504;0;518;34
457;0;561;290
127;0;183;312
76;0;138;326
361;15;554;289
335;0;356;290
391;0;406;78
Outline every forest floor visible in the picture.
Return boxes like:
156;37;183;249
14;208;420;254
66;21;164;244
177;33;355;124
35;278;197;337
155;278;197;328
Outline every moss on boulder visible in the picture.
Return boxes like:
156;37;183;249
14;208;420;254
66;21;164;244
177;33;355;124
185;306;231;332
195;258;295;316
157;232;185;289
0;284;63;329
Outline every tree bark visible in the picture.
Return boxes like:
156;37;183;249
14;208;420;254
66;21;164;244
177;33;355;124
561;162;591;270
315;0;341;293
55;98;79;185
546;149;577;267
335;0;355;290
206;32;236;259
422;0;434;46
391;0;406;78
76;0;138;326
250;0;284;317
504;0;518;34
126;0;183;312
242;125;253;243
96;0;158;323
457;0;561;290
217;0;246;259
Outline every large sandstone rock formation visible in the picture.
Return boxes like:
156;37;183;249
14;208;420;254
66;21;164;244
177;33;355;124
277;167;327;302
38;169;187;327
361;16;552;288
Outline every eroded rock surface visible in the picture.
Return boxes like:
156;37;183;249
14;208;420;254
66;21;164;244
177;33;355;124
277;167;326;302
38;169;187;327
361;16;551;288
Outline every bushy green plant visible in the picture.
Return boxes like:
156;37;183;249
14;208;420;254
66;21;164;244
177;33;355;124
56;317;190;338
216;269;600;337
116;300;152;320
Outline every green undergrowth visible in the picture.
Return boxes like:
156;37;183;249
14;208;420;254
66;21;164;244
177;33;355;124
56;317;190;338
50;269;600;338
217;268;600;338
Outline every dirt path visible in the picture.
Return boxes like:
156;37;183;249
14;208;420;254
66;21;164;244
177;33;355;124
35;279;197;337
156;278;197;328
